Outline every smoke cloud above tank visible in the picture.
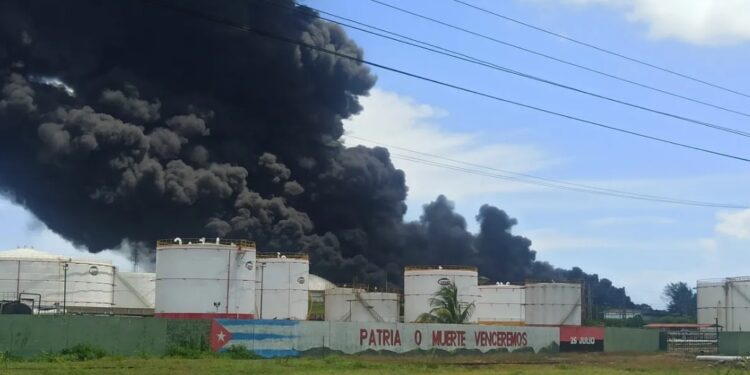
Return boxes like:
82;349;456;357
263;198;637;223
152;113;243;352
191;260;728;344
0;0;633;309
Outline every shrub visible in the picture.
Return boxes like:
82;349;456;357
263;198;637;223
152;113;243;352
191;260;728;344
59;344;107;361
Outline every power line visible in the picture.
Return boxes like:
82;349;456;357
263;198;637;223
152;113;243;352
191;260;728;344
452;0;750;100
262;0;750;138
142;0;750;163
367;0;750;119
392;154;745;208
349;134;747;209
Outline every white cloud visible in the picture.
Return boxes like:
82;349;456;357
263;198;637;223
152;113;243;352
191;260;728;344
716;209;750;239
0;197;135;271
547;0;750;45
343;89;556;206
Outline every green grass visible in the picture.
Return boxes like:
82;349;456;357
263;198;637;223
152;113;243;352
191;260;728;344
0;353;737;374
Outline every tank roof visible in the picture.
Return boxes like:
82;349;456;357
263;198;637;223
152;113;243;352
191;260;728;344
404;265;477;272
309;274;336;291
156;238;255;248
0;248;112;265
257;252;308;260
479;283;525;288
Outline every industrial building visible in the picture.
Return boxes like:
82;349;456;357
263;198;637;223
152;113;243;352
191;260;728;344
0;238;584;327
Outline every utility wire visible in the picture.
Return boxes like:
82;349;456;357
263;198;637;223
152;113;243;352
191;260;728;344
261;0;750;138
452;0;750;100
392;154;745;208
350;135;747;209
142;0;750;163
368;0;750;119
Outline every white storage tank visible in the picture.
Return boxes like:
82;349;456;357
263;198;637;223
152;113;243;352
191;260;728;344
255;253;309;320
0;248;114;310
155;238;256;319
113;272;155;310
698;277;750;331
476;283;525;325
325;287;399;322
697;279;726;329
524;282;582;326
404;265;480;323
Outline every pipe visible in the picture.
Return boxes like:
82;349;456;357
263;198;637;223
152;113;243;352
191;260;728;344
696;356;747;361
226;249;231;315
16;260;21;299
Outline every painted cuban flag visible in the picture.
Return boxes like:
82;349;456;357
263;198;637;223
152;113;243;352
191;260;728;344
211;319;300;358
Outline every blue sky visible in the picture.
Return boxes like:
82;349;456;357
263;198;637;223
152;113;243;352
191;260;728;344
2;0;750;307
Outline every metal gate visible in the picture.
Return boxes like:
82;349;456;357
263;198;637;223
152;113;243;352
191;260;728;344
666;331;718;354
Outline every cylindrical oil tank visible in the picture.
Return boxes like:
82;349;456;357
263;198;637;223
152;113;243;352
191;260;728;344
255;253;309;320
0;248;115;310
524;282;582;326
476;283;525;325
404;266;480;323
697;279;727;329
114;272;155;310
727;278;750;331
155;238;256;319
324;287;399;322
699;277;750;332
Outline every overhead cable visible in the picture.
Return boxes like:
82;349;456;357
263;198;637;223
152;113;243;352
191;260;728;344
261;0;750;138
452;0;750;99
350;135;747;209
141;0;750;164
368;0;750;118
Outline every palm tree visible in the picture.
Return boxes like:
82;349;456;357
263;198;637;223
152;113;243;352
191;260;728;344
416;281;475;324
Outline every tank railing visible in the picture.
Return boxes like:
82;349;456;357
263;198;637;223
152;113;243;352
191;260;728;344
156;238;255;248
354;289;385;323
697;278;729;286
524;279;583;285
478;281;525;286
334;283;402;294
257;252;309;260
699;276;750;284
404;265;478;272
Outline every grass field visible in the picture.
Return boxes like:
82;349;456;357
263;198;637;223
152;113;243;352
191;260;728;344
1;352;743;375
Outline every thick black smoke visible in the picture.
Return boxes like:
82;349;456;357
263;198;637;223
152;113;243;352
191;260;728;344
0;0;634;309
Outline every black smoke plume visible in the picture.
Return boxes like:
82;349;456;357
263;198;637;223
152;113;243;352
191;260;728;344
0;0;634;310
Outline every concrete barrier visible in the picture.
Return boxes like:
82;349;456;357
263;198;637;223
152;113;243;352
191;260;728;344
603;327;660;352
0;315;167;357
719;332;750;356
211;320;560;357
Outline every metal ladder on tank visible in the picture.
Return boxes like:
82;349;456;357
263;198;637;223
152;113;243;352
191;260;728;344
354;289;385;322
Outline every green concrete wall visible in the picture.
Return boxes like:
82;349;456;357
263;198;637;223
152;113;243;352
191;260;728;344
719;332;750;355
604;327;660;352
165;319;211;351
0;315;167;357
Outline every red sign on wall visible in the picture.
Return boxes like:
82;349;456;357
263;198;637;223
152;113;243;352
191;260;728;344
559;326;604;352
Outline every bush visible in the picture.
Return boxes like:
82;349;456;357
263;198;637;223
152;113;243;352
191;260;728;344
59;344;107;361
222;345;261;360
